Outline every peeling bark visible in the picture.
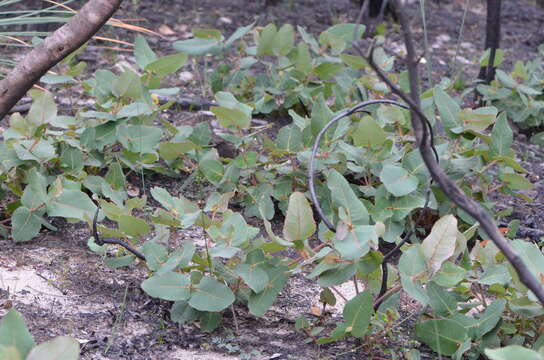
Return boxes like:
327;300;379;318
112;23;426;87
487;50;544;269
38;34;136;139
0;0;124;121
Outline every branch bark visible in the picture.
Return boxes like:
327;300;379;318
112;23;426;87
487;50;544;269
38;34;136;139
478;0;502;84
0;0;124;121
364;0;544;305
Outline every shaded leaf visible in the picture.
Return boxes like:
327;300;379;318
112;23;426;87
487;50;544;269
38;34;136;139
416;319;468;356
141;271;191;301
189;277;235;312
283;192;316;241
343;291;373;337
421;215;457;272
26;336;79;360
0;309;35;358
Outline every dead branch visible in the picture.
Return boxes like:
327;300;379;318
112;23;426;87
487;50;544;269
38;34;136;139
362;0;544;305
0;0;124;121
92;208;146;261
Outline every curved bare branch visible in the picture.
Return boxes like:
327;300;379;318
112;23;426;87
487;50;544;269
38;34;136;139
360;0;544;305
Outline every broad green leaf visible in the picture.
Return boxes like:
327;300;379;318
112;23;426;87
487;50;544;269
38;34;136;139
478;264;511;285
26;336;79;360
193;29;222;39
170;301;200;324
257;24;277;56
340;54;367;69
511;240;544;287
326;169;369;225
485;345;543;360
416;319;468;356
142;241;168;271
225;22;255;47
145;53;188;76
320;288;336;306
377;104;405;125
314;62;343;80
13;139;56;162
234;151;258;168
117;102;153;118
283;192;316;241
141;271;191;301
199;312;222;333
80;121;117;151
460;107;497;132
476;299;506;338
0;346;22;360
112;70;142;98
499;173;533;190
433;262;467;287
434;87;461;133
311;93;335;137
0;309;35;358
199;159;224;184
134;35;157;69
318;264;356;287
117;125;163;153
334;224;375;260
399;245;429;305
173;38;222;55
159;141;197;160
421;215;457;272
295;42;312;75
189;277;235;312
11;207;42;243
343;290;373;337
249;266;288;316
211;92;252;129
103;255;135;268
157;241;195;275
276;124;303;152
47;189;96;221
212;101;246;123
479;48;504;67
490;112;513;157
352;116;386;148
272;24;294;56
28;92;57;128
234;264;269;293
380;164;419;197
151;187;197;216
319;24;364;54
118;215;151;237
60;146;83;173
316;322;349;345
40;74;74;85
427;282;457;317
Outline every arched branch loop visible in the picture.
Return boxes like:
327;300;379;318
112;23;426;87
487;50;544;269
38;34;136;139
308;99;408;232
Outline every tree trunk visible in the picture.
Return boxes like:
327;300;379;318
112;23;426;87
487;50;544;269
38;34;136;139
478;0;502;84
0;0;124;120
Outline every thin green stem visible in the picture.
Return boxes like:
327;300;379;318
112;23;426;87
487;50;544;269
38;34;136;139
418;0;433;88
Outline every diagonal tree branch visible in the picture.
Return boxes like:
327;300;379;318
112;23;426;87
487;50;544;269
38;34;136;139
0;0;124;120
362;0;544;305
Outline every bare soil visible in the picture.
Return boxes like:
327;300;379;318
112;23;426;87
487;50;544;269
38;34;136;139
1;1;544;359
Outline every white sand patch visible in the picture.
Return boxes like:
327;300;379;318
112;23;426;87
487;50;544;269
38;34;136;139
0;266;64;305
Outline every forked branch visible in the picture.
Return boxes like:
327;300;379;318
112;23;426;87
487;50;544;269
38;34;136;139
361;0;544;305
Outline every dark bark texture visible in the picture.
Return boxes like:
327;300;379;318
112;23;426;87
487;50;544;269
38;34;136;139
478;0;502;83
0;0;124;121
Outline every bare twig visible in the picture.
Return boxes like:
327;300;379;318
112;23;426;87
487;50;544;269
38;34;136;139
364;0;544;305
92;208;146;261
